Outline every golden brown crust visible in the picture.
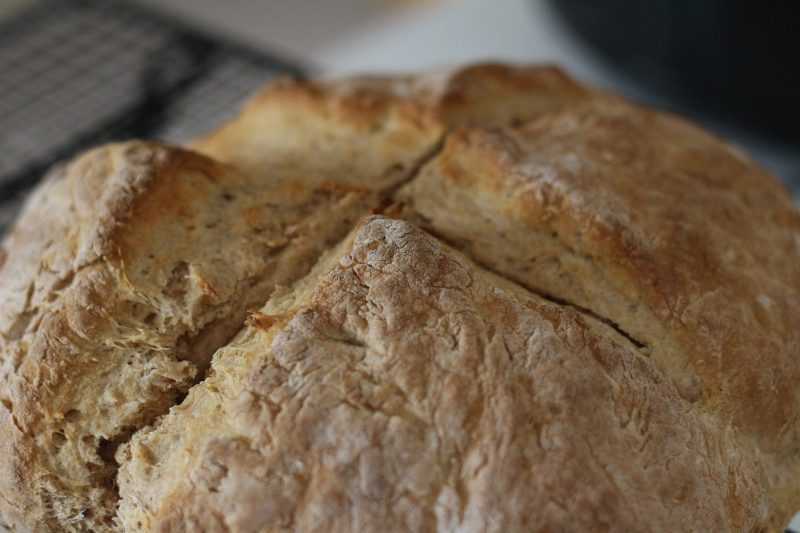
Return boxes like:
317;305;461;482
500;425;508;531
191;63;589;191
0;63;797;531
401;97;800;438
0;142;372;531
0;144;184;530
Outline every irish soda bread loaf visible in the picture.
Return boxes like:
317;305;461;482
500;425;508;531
0;64;797;532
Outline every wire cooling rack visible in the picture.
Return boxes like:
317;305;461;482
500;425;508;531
0;0;305;233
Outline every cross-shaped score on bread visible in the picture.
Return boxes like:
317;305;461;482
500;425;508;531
0;63;798;532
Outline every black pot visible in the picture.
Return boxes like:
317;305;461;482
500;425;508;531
548;0;799;145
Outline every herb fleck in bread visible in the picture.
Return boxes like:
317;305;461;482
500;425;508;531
0;64;797;532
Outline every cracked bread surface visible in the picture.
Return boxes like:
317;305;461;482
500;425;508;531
191;64;588;191
0;63;797;532
395;100;800;526
116;218;767;532
0;142;372;531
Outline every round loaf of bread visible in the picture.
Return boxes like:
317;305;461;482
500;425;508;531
0;64;798;532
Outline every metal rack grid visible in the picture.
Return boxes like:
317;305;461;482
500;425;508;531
0;0;306;232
